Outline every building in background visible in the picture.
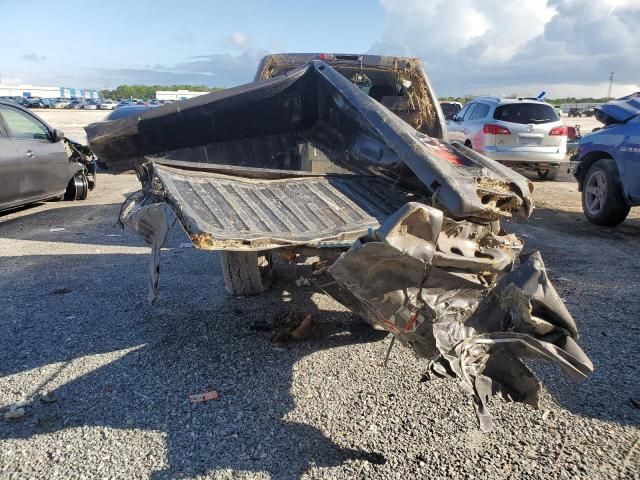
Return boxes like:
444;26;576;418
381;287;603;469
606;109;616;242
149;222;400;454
155;89;208;101
0;84;99;99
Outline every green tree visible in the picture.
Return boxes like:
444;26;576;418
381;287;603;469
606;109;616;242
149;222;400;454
100;84;225;100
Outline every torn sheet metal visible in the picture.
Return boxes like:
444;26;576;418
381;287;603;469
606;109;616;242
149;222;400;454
86;60;532;222
322;203;593;431
120;191;176;303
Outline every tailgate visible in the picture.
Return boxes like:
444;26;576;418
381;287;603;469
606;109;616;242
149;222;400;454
496;121;563;153
150;163;413;250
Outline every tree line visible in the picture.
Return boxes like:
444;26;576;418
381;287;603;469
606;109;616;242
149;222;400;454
439;96;612;105
100;84;225;100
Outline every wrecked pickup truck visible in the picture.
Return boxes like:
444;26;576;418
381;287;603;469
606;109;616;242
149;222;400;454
86;55;592;431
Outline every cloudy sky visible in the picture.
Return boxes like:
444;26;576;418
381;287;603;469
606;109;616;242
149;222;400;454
0;0;638;97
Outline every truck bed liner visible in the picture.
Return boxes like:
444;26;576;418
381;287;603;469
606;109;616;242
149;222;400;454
152;163;413;250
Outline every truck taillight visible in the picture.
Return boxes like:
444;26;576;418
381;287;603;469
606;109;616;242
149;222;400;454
549;125;568;136
483;124;511;135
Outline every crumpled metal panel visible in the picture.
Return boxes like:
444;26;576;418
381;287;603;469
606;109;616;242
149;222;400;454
119;191;176;304
323;203;593;431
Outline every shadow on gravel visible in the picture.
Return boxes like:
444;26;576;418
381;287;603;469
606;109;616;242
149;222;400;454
504;207;640;430
2;197;639;477
0;202;128;241
0;246;387;478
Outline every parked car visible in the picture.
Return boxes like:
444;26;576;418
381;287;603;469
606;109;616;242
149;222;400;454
572;92;640;226
51;98;68;109
1;96;30;107
67;99;86;109
100;100;118;110
440;101;463;120
0;100;95;212
83;100;99;110
447;97;567;180
568;107;579;117
26;97;50;109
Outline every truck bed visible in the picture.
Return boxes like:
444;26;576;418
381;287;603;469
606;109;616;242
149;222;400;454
151;162;414;250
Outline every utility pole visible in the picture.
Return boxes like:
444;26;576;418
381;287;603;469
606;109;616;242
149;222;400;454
607;72;614;99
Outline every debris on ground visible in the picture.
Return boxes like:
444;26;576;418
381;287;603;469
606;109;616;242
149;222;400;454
248;320;273;332
49;228;66;232
50;288;73;295
4;406;25;420
249;312;314;346
40;391;58;403
271;312;313;346
189;391;219;403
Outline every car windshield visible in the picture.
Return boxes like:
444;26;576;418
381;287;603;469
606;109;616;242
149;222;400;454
441;103;461;116
493;103;559;124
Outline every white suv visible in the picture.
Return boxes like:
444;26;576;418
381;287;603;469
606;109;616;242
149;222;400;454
447;97;567;180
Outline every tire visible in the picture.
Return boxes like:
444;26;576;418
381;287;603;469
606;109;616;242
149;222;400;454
537;166;559;181
219;251;267;295
64;172;88;200
581;158;630;226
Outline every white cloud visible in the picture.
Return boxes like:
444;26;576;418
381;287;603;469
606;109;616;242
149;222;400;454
371;0;640;97
226;32;250;49
22;53;47;62
92;48;269;88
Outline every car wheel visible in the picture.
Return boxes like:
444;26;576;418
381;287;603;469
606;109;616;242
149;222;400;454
64;172;89;201
219;251;269;295
581;159;630;226
537;166;559;181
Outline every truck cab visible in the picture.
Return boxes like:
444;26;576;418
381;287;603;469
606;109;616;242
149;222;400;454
255;53;447;142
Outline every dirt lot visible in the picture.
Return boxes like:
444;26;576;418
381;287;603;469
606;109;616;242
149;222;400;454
0;110;639;479
36;109;107;143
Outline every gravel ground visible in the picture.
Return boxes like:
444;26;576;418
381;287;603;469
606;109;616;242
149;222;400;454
0;111;639;479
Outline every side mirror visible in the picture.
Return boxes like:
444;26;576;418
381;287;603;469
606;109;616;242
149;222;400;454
52;129;64;142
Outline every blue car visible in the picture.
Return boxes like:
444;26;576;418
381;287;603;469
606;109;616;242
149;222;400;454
572;92;640;225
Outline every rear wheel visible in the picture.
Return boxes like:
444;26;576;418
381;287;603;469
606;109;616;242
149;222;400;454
537;166;559;181
64;172;88;200
219;251;268;295
581;159;630;226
